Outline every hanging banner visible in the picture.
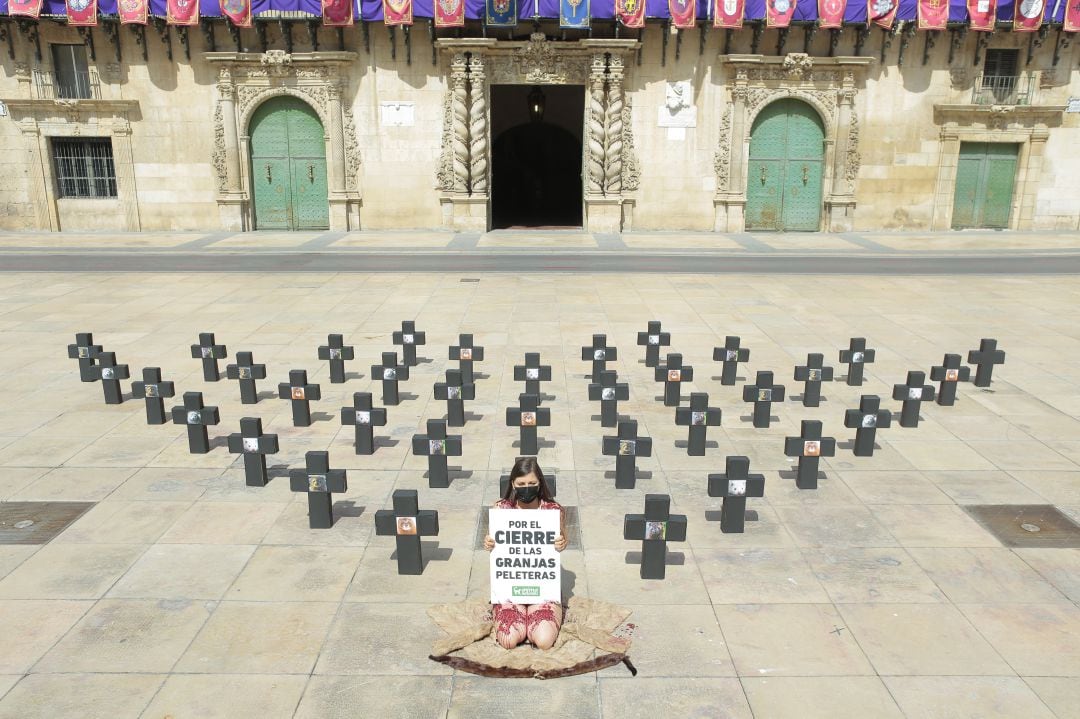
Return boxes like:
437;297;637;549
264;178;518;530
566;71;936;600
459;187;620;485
8;0;42;18
434;0;466;26
384;0;414;24
818;0;846;27
167;0;199;25
67;0;98;26
617;0;646;26
119;0;148;23
670;0;697;28
486;0;518;26
966;0;996;30
1066;0;1080;31
868;0;898;28
561;0;590;28
322;0;353;26
917;0;948;28
765;0;796;25
712;0;744;26
1013;0;1045;30
220;0;252;27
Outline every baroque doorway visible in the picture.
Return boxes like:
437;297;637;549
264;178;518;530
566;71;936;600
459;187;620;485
745;98;825;232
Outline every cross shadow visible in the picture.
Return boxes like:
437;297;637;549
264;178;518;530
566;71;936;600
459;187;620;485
472;372;491;381
208;435;230;450
839;376;864;386
624;551;685;566
791;394;829;404
533;393;557;403
778;469;828;481
605;470;653;481
654;395;685;404
332;500;365;518
739;414;780;424
373;436;399;449
448;466;473;480
705;509;759;522
256;390;277;401
463;411;486;422
267;464;291;480
121;391;135;401
342;371;365;382
674;439;720;450
390;541;452;571
711;376;747;383
513;438;556;450
591;413;632;424
837;440;882;451
412;357;435;365
310;412;335;423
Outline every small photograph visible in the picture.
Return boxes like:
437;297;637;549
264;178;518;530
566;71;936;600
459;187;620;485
144;384;159;398
804;440;821;457
725;350;738;362
291;387;305;401
459;348;473;360
238;367;252;379
601;387;616;401
852;351;865;363
727;479;747;496
908;387;923;400
429;439;446;455
356;411;371;425
807;368;821;381
945;369;959;382
521;411;536;427
402;334;415;344
396;516;418;535
187;411;202;424
861;415;877;428
200;347;213;358
691;411;706;426
668;369;681;382
645;521;666;540
525;368;540;380
647;335;660;346
242;437;259;452
77;347;90;358
446;386;461;399
308;474;328;492
101;368;115;380
619;439;636;456
329;348;342;360
383;368;397;380
757;389;772;402
593;349;606;360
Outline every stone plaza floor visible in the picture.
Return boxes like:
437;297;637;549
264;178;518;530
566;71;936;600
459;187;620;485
0;232;1079;717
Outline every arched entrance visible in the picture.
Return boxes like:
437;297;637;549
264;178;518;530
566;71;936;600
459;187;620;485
249;96;330;230
745;98;825;231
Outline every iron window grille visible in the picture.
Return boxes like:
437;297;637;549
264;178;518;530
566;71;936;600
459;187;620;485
44;44;97;99
52;138;118;199
972;72;1035;106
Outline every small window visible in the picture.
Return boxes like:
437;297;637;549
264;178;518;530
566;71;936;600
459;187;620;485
52;138;117;199
984;49;1019;79
51;44;91;99
980;50;1022;104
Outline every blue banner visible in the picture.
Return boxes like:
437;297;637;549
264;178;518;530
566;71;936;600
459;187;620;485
560;0;589;26
485;0;516;24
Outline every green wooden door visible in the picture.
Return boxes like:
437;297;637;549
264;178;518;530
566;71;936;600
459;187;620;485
952;142;1019;229
746;99;825;231
250;97;330;230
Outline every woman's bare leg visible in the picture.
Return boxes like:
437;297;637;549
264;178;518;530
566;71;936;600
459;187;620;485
525;602;563;650
494;602;527;650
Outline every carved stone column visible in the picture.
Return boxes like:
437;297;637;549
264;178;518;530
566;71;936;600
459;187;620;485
217;69;242;193
450;54;470;195
586;56;607;197
714;69;749;232
467;54;488;195
327;79;347;194
825;74;858;231
604;56;624;195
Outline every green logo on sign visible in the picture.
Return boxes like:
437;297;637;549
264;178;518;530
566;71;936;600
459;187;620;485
512;586;541;597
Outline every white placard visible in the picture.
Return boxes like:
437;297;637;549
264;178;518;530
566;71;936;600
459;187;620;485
1067;97;1080;113
381;102;416;127
657;81;697;128
489;508;561;605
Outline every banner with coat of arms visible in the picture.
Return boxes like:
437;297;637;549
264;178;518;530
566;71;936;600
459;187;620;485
1066;0;1080;32
966;0;995;30
765;0;796;26
917;0;948;28
220;0;252;27
384;0;414;25
818;0;845;27
7;0;42;18
561;0;590;28
1013;0;1044;30
322;0;353;26
66;0;98;25
434;0;466;26
867;0;898;28
167;0;199;25
486;0;518;26
118;0;148;23
712;0;744;27
669;0;696;28
616;0;645;27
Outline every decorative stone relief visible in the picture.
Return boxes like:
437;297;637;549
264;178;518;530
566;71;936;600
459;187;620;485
605;57;625;194
783;52;814;79
714;104;732;191
260;50;293;75
621;97;640;192
845;106;860;184
435;88;455;192
586;56;607;195
342;106;360;191
211;102;227;191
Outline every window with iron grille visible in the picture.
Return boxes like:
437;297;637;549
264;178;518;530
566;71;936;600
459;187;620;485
984;49;1020;79
52;138;118;199
51;44;92;100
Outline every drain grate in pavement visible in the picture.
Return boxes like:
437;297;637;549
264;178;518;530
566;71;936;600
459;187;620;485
963;504;1080;548
475;506;580;550
0;502;94;545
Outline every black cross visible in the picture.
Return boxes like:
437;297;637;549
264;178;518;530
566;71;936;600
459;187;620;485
278;369;322;427
582;334;617;380
513;352;552;398
930;353;970;406
713;336;750;386
289;451;347;529
225;352;267;405
844;395;891;457
602;420;653;489
783;420;836;489
707;456;765;533
839;337;875;387
392;320;426;367
170;391;220;454
190;332;228;382
967;338;1005;388
227;417;279;487
623;494;687;580
675;392;723;456
892;371;935;428
67;332;103;382
434;368;475;427
587;369;629;427
374;489;440;575
340;392;387;455
130;367;175;425
371;351;410;405
637;320;671;368
793;353;835;407
89;352;129;405
317;334;355;384
506;393;551;455
411;419;463;488
655;353;694;407
449;333;485;385
742;371;786;428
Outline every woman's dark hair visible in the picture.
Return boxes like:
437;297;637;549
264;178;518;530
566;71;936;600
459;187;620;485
501;456;555;502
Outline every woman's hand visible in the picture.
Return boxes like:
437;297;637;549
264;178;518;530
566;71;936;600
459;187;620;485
484;534;495;552
554;534;567;552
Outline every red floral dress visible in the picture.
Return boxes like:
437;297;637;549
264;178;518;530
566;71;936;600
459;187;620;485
491;498;564;640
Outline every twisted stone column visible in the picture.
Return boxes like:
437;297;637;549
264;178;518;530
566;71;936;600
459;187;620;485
467;55;488;196
450;54;470;195
327;78;347;194
604;56;624;195
587;55;607;196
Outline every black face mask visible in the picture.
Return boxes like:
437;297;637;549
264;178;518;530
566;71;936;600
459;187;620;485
515;485;540;504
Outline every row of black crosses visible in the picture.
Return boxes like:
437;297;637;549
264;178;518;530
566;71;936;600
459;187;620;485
577;323;1007;580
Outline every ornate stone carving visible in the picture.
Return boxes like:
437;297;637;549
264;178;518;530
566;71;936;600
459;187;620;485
621;97;640;192
604;57;624;195
586;57;607;195
237;84;329;127
468;55;488;195
783;53;814;79
436;89;455;192
342;106;360;191
450;55;470;194
714;104;732;192
211;102;227;192
518;32;568;84
949;66;969;88
260;50;293;75
845;105;860;185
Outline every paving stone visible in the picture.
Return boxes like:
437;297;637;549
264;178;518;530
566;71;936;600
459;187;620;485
1023;676;1080;719
0;599;92;673
804;547;947;603
870;504;1002;547
294;676;452;719
450;675;600;719
314;603;452;676
616;604;736;677
228;545;364;602
883;676;1057;719
741;677;904;718
696;548;830;604
908;547;1070;603
0;672;163;719
0;543;146;599
140;674;310;718
598;677;752;718
957;603;1080;676
107;544;256;600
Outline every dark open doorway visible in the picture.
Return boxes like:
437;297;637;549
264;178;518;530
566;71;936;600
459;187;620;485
490;84;584;229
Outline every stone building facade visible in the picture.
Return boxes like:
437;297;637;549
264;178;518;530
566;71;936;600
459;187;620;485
0;16;1077;233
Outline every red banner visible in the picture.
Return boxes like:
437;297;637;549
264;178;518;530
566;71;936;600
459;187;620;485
1013;0;1044;30
918;0;948;28
616;0;645;27
167;0;199;25
220;0;252;27
383;0;414;24
966;0;996;30
713;0;744;26
7;0;42;17
66;0;98;25
765;0;796;26
118;0;147;23
322;0;353;25
818;0;846;27
868;0;898;28
670;0;696;27
434;0;465;26
1066;0;1080;31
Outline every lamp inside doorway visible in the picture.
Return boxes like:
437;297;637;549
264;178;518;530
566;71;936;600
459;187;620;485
528;86;546;123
